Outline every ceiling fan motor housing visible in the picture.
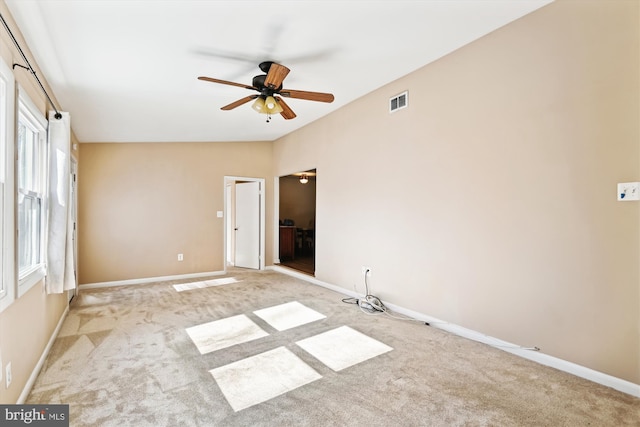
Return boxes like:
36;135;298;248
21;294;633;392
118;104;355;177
252;74;282;95
258;61;274;73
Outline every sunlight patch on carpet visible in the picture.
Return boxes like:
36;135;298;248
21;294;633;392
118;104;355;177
57;313;80;337
296;326;393;371
78;315;118;335
253;301;326;331
210;346;322;412
185;314;269;354
38;335;96;386
173;277;239;292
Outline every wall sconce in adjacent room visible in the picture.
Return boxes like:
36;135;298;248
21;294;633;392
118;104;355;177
299;174;309;184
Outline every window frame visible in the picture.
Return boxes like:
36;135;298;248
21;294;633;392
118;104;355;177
16;86;48;298
0;57;15;313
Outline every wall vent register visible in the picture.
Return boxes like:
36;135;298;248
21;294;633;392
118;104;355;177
389;91;408;113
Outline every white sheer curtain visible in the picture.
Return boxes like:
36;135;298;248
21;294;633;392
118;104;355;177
45;111;75;294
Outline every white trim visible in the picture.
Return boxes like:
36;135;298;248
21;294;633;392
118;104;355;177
69;155;78;299
269;265;640;398
0;54;15;313
225;183;232;266
273;167;317;266
79;270;225;290
17;85;48;129
223;176;266;272
17;264;46;296
273;175;280;265
17;305;69;404
270;265;358;297
16;85;48;298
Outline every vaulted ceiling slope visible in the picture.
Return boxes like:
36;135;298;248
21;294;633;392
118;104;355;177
5;0;553;143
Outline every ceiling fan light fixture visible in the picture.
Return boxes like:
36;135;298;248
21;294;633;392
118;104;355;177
265;96;283;114
251;96;266;113
299;174;309;184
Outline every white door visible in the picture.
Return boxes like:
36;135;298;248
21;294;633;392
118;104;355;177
235;181;260;269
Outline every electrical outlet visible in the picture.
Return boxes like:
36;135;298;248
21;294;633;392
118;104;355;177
361;266;371;276
5;362;11;388
177;253;184;261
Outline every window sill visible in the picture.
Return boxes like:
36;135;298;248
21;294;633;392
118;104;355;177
18;264;46;297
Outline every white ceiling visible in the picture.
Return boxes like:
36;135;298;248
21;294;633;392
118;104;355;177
5;0;552;143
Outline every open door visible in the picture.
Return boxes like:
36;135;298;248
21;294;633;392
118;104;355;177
234;181;261;269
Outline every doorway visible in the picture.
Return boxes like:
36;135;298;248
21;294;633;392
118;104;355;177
224;176;265;271
277;169;316;275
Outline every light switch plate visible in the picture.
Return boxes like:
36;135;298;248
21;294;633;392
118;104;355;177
217;211;223;218
617;182;640;201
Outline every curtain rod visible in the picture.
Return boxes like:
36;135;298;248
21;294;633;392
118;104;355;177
0;12;62;119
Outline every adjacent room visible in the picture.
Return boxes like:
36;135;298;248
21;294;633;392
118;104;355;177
278;169;316;275
0;0;638;425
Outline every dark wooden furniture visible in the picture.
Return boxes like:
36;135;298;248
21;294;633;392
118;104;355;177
279;226;296;261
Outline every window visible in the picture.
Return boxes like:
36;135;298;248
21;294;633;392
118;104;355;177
0;57;14;313
17;87;47;296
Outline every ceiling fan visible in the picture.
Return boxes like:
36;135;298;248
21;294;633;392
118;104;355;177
198;61;334;121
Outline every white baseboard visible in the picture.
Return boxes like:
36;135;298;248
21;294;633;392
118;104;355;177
18;305;69;404
270;265;359;297
79;270;226;290
269;266;640;398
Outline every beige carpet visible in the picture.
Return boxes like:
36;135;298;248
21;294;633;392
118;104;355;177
27;269;640;426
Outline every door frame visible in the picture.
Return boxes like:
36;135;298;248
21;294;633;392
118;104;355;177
224;176;265;272
273;176;280;264
69;154;78;301
274;168;317;268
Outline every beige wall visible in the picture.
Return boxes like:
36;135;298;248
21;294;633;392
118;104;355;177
78;141;273;284
4;0;635;404
0;1;72;404
273;0;639;384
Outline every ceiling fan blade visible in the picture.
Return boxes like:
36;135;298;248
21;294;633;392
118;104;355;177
264;63;290;89
221;95;258;110
279;89;334;103
275;96;296;120
198;76;258;91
